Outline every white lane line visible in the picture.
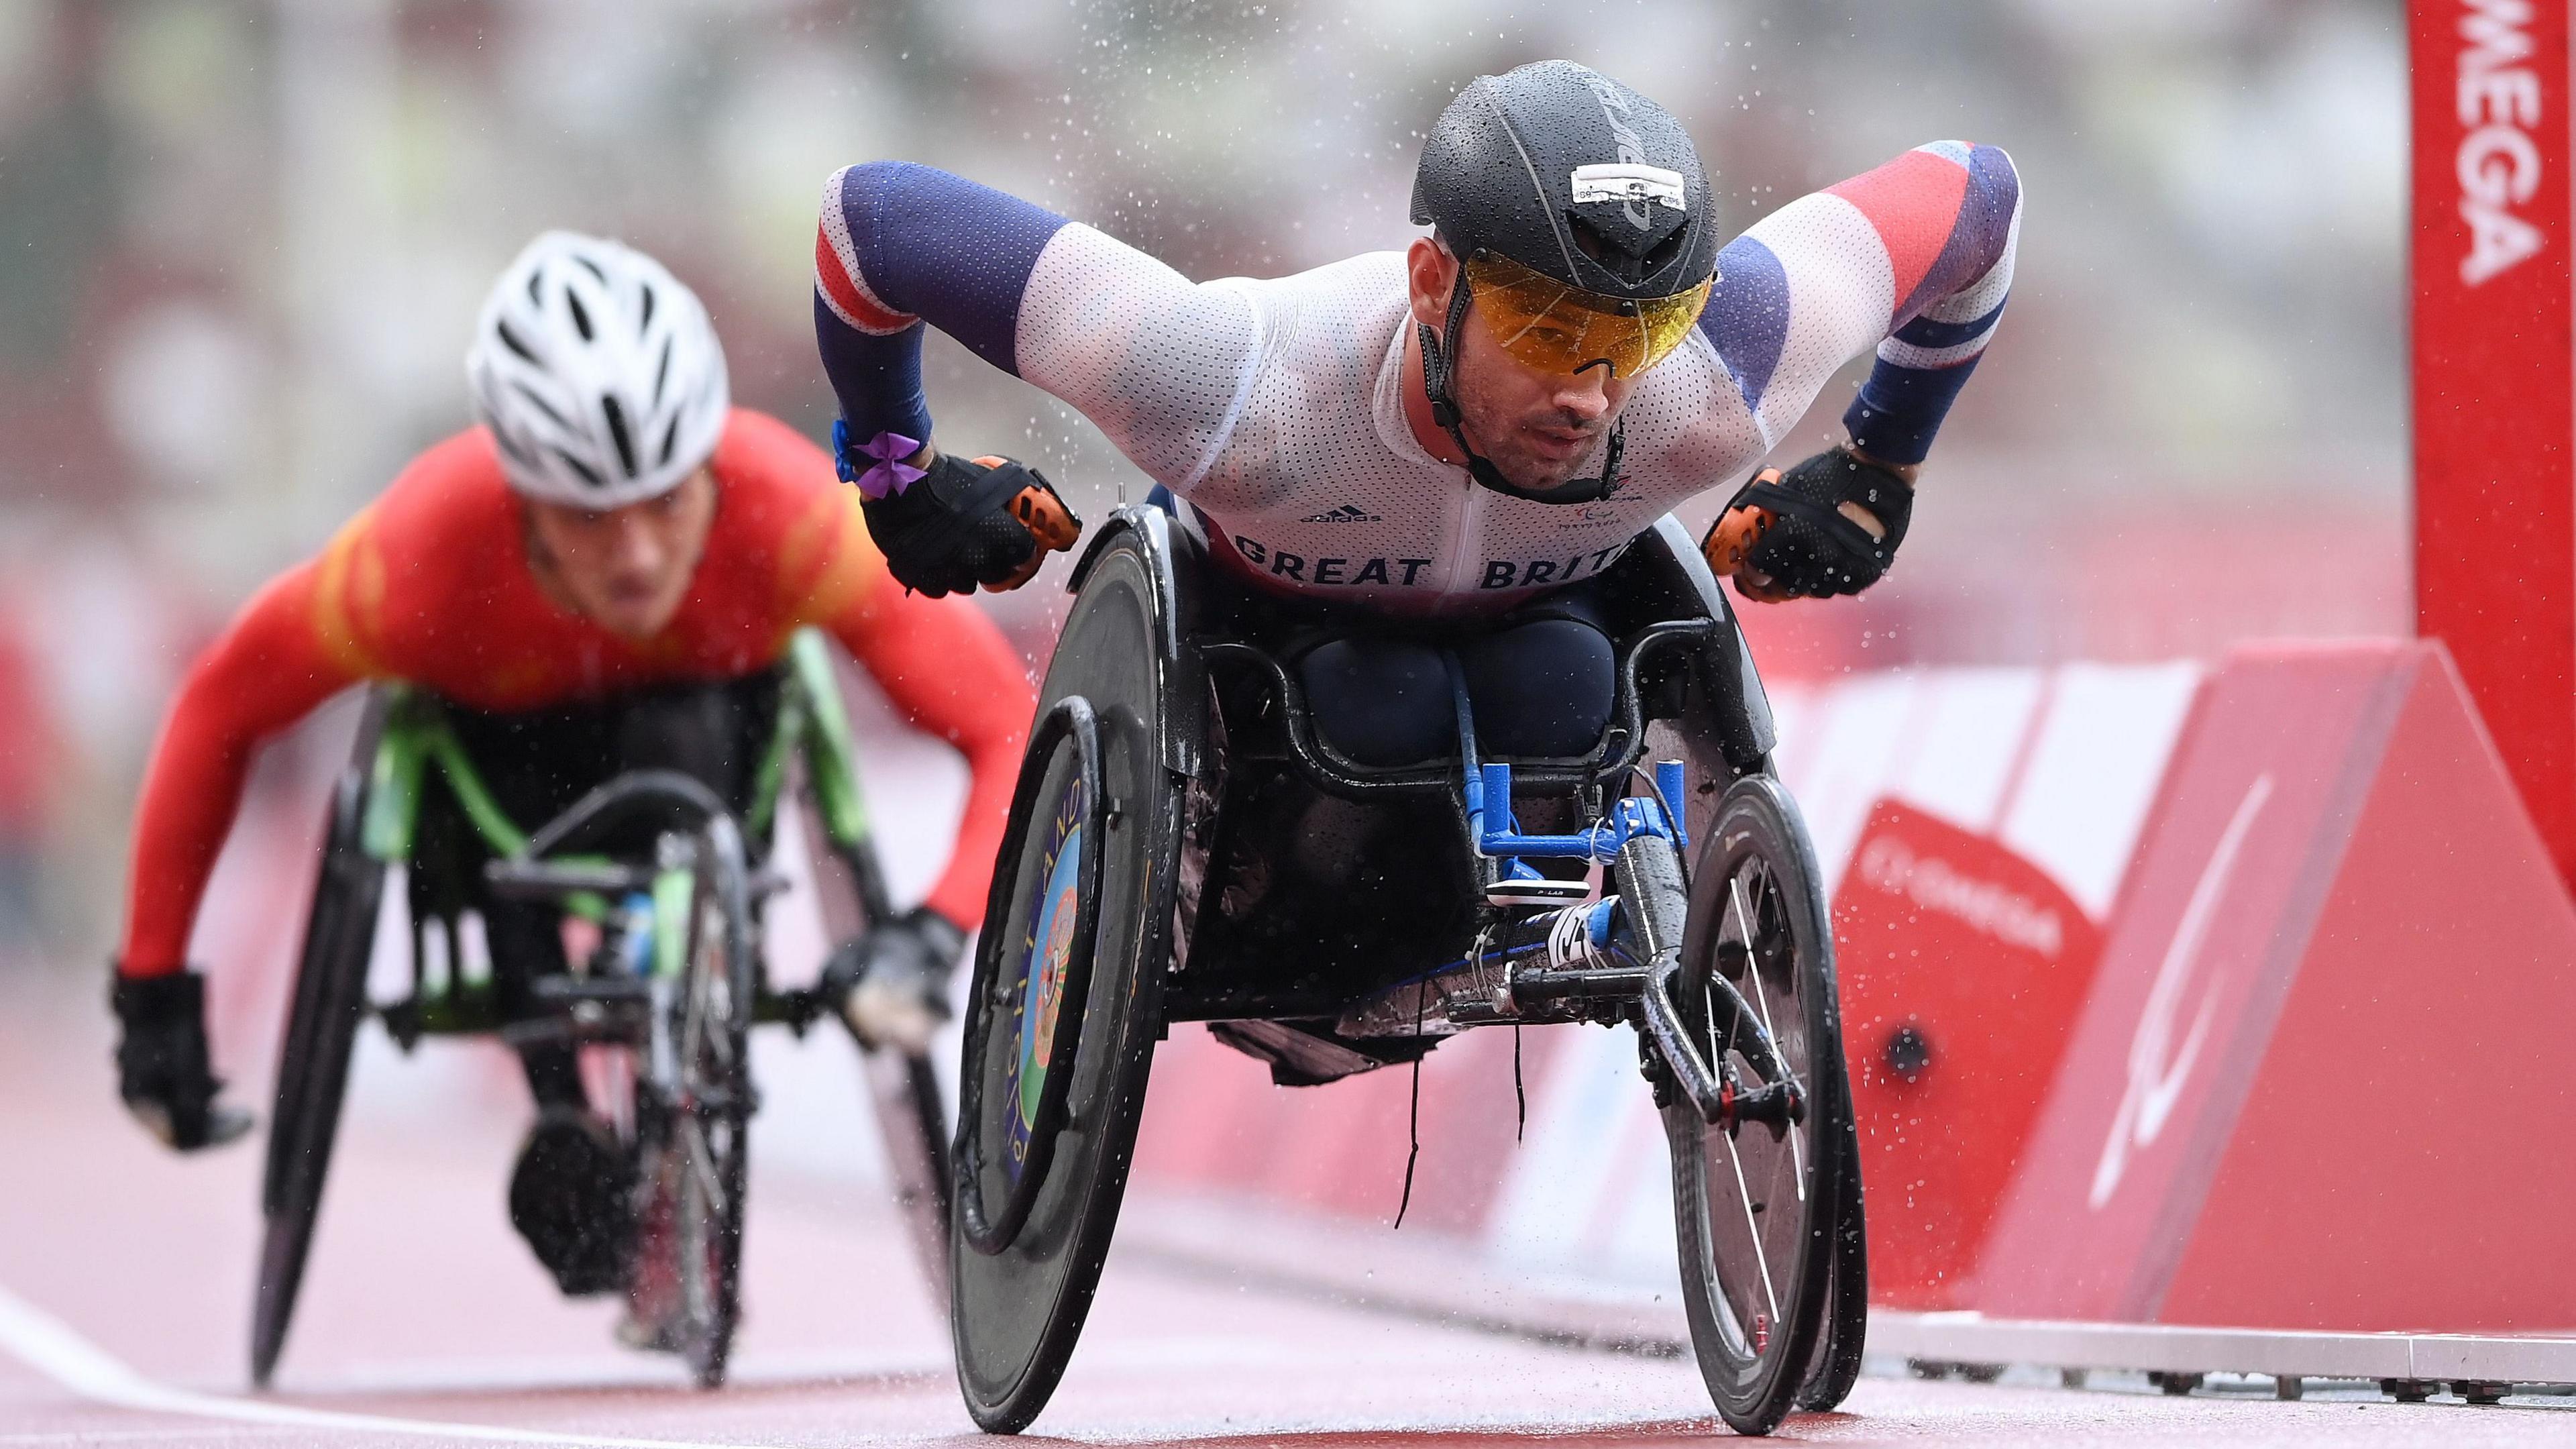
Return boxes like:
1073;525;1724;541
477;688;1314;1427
0;1423;264;1433
0;1283;782;1449
317;1346;947;1397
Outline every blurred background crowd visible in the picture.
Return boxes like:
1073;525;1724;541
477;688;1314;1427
0;0;2403;969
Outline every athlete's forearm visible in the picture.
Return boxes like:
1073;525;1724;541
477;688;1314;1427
920;703;1030;931
825;572;1033;932
119;566;361;975
1839;340;1996;471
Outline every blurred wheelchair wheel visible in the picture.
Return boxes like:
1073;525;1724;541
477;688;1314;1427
251;693;389;1387
662;815;757;1389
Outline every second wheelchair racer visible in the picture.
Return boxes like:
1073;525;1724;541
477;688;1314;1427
810;60;2016;767
108;231;1031;1314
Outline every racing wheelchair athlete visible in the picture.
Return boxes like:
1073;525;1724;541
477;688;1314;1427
813;61;2017;1434
107;232;1032;1386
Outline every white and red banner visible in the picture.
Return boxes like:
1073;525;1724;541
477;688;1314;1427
1978;643;2576;1331
1131;643;2576;1335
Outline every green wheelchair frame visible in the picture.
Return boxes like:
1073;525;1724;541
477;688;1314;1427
251;628;951;1388
356;629;883;1038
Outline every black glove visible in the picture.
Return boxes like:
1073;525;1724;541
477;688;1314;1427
1729;446;1914;598
853;447;1081;599
820;906;967;1053
111;969;252;1151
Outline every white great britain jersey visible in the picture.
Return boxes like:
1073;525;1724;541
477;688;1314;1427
813;142;2021;614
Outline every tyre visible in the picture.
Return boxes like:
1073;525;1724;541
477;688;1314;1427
251;701;390;1387
1794;1053;1868;1413
1663;773;1851;1436
661;816;756;1389
951;530;1182;1434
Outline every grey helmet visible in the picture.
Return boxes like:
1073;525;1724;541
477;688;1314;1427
1411;60;1720;303
1409;63;1719;504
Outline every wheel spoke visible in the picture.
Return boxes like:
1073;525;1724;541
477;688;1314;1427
681;1114;726;1212
678;1157;710;1326
1709;869;1752;1067
1728;871;1805;1199
696;898;739;1071
652;840;745;1368
1721;1123;1782;1333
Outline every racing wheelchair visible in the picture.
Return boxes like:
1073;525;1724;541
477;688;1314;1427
949;506;1868;1437
252;631;950;1389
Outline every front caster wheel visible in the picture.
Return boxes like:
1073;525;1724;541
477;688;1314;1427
1662;774;1855;1436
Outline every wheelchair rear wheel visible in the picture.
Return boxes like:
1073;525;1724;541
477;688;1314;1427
1664;773;1854;1436
951;532;1183;1433
251;700;389;1386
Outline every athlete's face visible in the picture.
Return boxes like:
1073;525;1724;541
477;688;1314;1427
523;468;716;639
1406;238;1640;493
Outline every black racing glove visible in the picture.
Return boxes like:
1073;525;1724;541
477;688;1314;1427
111;969;252;1151
820;905;967;1054
1727;446;1915;599
855;449;1081;599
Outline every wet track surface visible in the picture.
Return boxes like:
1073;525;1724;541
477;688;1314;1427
5;969;2571;1448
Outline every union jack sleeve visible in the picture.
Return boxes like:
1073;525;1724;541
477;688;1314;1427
1701;142;2021;466
813;161;1073;447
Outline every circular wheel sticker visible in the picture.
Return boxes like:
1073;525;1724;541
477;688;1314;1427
1003;775;1086;1181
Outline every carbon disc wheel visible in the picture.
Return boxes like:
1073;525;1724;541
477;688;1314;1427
1663;773;1851;1436
949;534;1181;1434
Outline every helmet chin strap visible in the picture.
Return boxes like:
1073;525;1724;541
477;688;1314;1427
1418;268;1625;506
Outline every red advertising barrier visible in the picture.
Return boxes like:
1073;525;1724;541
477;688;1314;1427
1834;800;2104;1308
1974;641;2576;1330
2411;0;2576;886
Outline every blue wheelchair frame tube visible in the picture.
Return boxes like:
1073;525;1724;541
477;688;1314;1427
1451;655;1690;865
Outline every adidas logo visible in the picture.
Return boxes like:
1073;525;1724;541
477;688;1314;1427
1299;503;1383;523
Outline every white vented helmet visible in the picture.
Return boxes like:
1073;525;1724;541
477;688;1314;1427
466;231;730;508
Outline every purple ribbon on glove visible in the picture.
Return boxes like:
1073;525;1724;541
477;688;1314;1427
851;430;928;500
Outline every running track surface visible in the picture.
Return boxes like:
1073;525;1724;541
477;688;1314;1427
5;968;2569;1448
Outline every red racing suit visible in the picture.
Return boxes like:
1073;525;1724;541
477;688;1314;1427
117;407;1030;977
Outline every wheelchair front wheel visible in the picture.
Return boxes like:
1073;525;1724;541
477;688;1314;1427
1795;1052;1868;1413
636;816;757;1389
251;704;388;1387
1664;773;1854;1436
